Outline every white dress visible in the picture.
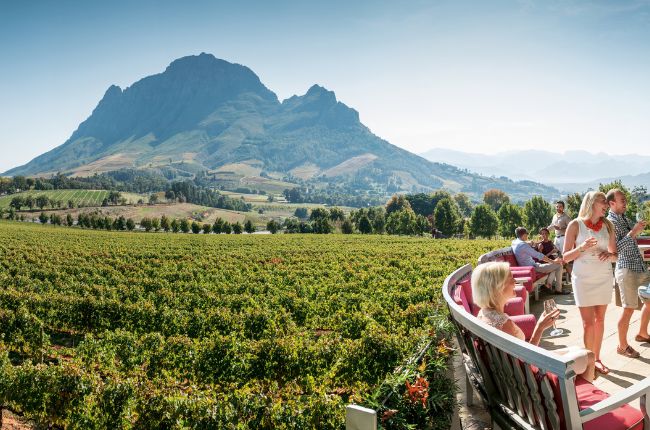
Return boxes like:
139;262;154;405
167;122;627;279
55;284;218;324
572;219;613;307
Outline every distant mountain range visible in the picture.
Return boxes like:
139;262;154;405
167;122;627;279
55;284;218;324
420;148;650;192
4;53;561;200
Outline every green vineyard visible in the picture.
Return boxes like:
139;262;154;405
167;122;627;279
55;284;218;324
0;221;507;428
0;189;142;209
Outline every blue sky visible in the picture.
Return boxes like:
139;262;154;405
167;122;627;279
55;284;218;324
1;0;650;173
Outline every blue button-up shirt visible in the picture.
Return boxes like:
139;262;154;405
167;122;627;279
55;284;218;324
511;238;545;267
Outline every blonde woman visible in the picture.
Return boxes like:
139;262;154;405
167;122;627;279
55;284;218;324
472;262;595;381
563;191;618;374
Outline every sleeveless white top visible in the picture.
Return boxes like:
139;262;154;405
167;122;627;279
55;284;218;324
571;219;613;307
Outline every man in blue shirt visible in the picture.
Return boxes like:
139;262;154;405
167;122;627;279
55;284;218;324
512;226;567;294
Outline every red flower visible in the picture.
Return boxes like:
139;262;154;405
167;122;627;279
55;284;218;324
405;376;429;408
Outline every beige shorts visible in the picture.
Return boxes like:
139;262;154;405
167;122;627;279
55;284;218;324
615;268;650;308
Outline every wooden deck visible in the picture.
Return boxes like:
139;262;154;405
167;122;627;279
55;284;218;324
535;286;650;409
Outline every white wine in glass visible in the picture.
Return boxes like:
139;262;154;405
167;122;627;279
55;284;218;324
544;299;563;337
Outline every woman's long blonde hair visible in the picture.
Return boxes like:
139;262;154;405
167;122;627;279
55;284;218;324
471;262;511;311
578;191;613;234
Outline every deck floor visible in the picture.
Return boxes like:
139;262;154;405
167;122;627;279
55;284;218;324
534;285;650;408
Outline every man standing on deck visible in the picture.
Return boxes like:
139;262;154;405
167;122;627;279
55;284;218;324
607;189;649;359
548;200;571;255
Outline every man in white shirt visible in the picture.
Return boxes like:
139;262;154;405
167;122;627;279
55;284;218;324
548;200;571;253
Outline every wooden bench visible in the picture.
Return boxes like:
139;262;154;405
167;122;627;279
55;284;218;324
444;263;650;430
479;246;550;301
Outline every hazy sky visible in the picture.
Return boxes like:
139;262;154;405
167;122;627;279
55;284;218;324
2;0;650;173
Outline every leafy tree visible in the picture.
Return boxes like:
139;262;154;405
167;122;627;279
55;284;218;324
283;188;302;203
66;213;74;227
67;200;74;209
170;218;179;233
358;215;373;234
294;207;309;219
104;216;113;230
25;195;35;211
203;223;212;234
165;189;176;202
483;189;510;212
232;222;243;234
191;221;201;234
523;196;553;234
244;220;255;234
141;217;153;232
151;218;160;232
10;196;24;210
312;217;334;234
160;215;170;232
566;193;583;218
341;219;354;234
267;219;280;234
126;218;136;231
406;191;452;217
50;213;62;225
329;207;345;222
433;197;462;236
470;204;498;238
180;219;190;233
386;208;418;235
222;221;232;234
454;193;474;218
310;208;330;221
149;194;159;204
114;216;126;231
497;202;523;238
385;195;412;216
416;214;431;236
39;212;48;224
35;195;49;210
213;218;224;234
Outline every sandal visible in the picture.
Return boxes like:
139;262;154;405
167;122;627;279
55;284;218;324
635;334;650;343
617;345;640;358
594;360;610;374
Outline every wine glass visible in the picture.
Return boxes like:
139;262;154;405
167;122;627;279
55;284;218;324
544;299;563;337
637;208;646;223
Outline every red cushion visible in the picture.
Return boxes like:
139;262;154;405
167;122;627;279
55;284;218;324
531;369;643;430
503;297;525;316
576;377;644;430
509;314;535;340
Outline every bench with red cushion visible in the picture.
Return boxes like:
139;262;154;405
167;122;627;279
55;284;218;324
444;264;648;430
453;277;535;341
478;247;551;300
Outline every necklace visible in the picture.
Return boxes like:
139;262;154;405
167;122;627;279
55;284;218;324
584;218;603;232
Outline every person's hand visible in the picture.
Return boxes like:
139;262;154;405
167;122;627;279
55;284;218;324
580;237;598;252
552;256;563;264
631;221;647;237
598;251;616;262
537;308;560;331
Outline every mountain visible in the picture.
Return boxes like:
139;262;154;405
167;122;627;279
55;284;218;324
4;53;560;200
421;148;650;187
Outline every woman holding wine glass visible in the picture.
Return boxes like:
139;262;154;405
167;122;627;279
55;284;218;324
563;191;617;375
472;262;596;381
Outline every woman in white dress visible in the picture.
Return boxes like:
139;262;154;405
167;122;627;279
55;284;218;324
563;191;617;375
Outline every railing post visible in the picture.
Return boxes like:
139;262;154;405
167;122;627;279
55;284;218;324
346;405;377;430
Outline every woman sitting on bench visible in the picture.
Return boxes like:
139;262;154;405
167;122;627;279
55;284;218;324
473;261;596;381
